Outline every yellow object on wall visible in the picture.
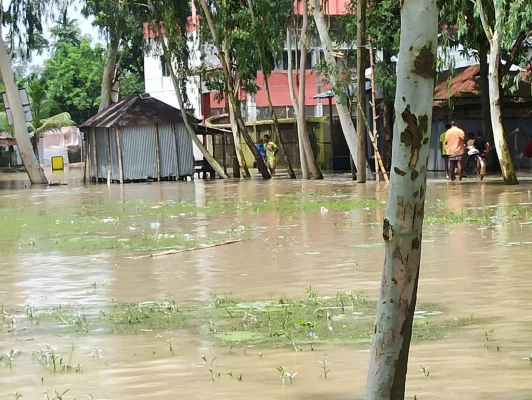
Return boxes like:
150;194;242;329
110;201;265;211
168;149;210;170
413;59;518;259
51;156;64;171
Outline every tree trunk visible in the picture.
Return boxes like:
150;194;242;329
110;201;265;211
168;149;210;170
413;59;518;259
287;26;309;178
99;31;121;112
478;44;493;144
226;53;251;178
477;0;518;184
198;0;270;179
382;51;394;171
228;98;250;178
0;34;47;184
356;0;368;183
153;24;228;179
264;74;296;179
310;0;359;173
364;1;438;398
298;0;323;179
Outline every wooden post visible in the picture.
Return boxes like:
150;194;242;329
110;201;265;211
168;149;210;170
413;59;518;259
106;128;112;184
369;38;380;184
83;131;89;183
357;102;389;183
171;123;179;179
91;127;98;183
155;124;161;181
115;127;124;184
222;131;227;175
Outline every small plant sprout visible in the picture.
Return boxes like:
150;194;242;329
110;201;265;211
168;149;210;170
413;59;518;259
1;349;21;370
319;360;330;378
237;374;243;381
419;365;430;378
91;348;105;365
14;392;23;400
522;353;532;365
277;366;297;384
24;304;36;319
484;329;494;350
168;340;175;356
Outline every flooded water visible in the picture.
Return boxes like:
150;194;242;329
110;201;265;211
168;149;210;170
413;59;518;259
1;170;532;399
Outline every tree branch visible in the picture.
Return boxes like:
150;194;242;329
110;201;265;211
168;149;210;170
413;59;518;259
475;0;493;44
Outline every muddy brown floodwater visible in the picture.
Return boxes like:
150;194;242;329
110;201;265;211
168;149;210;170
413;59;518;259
1;170;532;400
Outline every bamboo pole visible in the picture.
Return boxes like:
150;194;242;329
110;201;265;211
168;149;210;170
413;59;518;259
106;128;112;184
368;39;380;184
155;123;161;181
115;128;124;184
222;131;227;175
83;131;89;183
171;123;180;179
91;127;98;183
171;123;178;179
357;102;389;183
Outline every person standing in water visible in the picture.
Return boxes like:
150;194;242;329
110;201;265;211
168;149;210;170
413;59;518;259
255;137;266;169
440;123;452;179
445;122;466;181
264;134;279;175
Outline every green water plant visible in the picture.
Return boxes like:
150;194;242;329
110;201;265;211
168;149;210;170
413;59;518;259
318;360;330;378
277;366;297;384
419;365;430;378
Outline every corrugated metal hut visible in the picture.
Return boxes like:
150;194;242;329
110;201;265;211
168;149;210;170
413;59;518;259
80;94;196;183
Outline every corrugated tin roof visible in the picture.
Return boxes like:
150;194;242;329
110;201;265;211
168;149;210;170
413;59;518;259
80;95;193;129
434;65;481;102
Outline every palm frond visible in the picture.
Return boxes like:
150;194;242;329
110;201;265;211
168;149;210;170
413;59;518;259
35;112;75;134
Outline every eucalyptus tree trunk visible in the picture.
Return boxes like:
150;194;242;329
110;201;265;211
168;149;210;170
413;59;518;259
0;34;47;184
148;12;228;179
264;74;297;179
476;0;518;184
298;0;323;179
309;0;359;171
225;49;250;178
287;26;309;178
356;0;367;182
198;0;270;179
99;31;121;112
364;0;438;398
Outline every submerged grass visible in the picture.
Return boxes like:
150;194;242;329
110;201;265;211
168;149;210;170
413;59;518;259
1;290;481;349
1;189;531;255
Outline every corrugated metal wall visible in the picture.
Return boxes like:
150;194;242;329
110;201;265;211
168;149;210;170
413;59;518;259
121;125;158;180
158;124;178;178
95;128;109;179
109;128;120;179
174;123;194;177
87;122;195;182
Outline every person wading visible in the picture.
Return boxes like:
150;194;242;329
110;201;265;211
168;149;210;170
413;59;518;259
264;134;279;176
445;122;466;181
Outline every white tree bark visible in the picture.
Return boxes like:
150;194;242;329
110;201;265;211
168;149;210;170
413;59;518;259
309;0;358;169
364;1;438;399
287;26;308;178
0;31;47;184
145;7;229;180
225;50;250;178
476;0;518;184
297;0;323;179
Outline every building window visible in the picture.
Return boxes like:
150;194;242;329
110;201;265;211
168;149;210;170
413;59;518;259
282;51;312;70
161;56;170;77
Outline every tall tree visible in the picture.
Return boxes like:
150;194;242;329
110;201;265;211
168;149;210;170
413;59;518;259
297;0;323;179
144;0;228;179
474;0;528;185
309;0;359;177
82;0;128;112
0;0;48;184
246;0;297;179
356;0;367;182
287;24;309;178
198;0;271;179
365;0;438;398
